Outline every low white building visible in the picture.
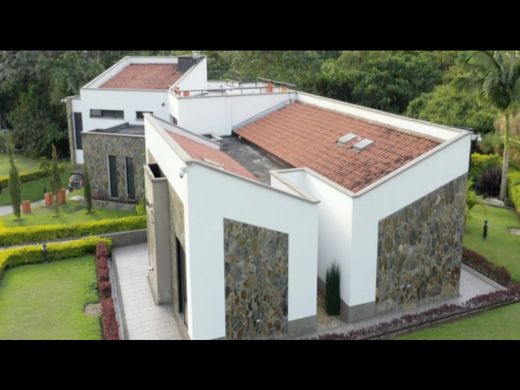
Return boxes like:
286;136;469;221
143;76;470;339
68;56;471;339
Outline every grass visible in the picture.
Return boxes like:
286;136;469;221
0;167;71;206
0;256;102;340
0;201;135;227
0;152;42;176
398;302;520;340
464;204;520;281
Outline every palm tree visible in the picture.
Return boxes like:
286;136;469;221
455;51;520;200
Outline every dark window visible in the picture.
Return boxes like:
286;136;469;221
108;156;118;198
126;157;135;200
170;115;178;125
90;109;124;119
73;112;83;150
136;111;153;120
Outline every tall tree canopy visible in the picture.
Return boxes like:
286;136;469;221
454;51;520;200
314;51;457;113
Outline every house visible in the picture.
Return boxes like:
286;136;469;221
142;70;471;339
64;55;205;209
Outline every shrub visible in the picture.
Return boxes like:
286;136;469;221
470;153;502;183
475;165;502;197
508;169;520;212
462;247;512;286
96;242;109;259
99;280;112;299
0;167;65;189
0;236;112;276
101;298;120;340
96;266;109;283
0;215;146;246
325;263;341;316
96;254;108;270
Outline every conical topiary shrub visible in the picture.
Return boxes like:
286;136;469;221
325;263;341;316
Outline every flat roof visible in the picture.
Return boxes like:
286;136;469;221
219;135;291;184
236;102;440;193
100;64;184;90
165;131;258;181
90;123;144;136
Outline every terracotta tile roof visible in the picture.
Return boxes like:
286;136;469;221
236;102;440;193
166;132;258;181
100;64;183;90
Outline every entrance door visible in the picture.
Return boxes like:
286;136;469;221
176;237;188;328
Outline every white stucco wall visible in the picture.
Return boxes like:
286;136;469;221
272;132;471;310
272;169;354;297
174;57;208;91
185;163;319;340
71;89;170;163
347;134;472;306
144;117;194;331
173;93;293;136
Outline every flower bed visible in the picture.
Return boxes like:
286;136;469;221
462;247;512;286
95;241;120;340
309;285;520;340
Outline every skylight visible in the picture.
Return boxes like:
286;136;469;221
353;139;374;150
338;132;357;144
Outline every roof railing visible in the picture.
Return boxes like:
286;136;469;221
170;82;294;97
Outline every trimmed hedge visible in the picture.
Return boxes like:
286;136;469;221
508;169;520;212
0;236;112;276
0;215;146;246
0;167;65;188
462;247;512;286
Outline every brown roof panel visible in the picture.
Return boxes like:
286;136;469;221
166;132;258;181
100;64;183;90
236;102;439;193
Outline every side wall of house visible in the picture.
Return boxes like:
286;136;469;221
345;135;471;320
82;132;145;204
72;89;170;164
186;164;318;340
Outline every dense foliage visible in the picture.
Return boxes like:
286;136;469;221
0;215;146;246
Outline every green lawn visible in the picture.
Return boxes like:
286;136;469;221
0;201;135;227
464;204;520;281
0;256;102;340
398;302;520;340
0;168;71;206
0;152;42;176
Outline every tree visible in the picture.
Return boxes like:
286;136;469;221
315;51;458;113
50;144;61;216
84;164;92;214
7;134;21;219
454;51;520;200
406;83;497;135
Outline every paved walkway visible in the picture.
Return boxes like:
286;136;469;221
112;243;186;340
0;199;45;216
309;263;505;339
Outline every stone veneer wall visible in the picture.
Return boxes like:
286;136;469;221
168;184;185;312
224;218;288;340
376;174;467;312
82;132;145;204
